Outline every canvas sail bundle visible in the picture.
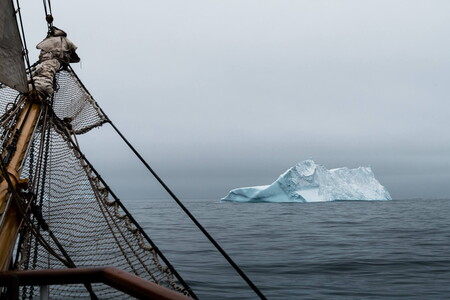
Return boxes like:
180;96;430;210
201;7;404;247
0;0;28;93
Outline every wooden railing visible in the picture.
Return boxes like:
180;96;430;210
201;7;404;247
0;267;191;300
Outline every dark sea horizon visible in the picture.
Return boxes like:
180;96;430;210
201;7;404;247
125;198;450;300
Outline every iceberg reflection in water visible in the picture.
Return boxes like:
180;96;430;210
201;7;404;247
222;160;392;203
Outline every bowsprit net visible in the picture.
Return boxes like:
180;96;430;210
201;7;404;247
0;68;193;299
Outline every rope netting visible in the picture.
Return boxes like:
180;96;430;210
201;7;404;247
52;69;108;134
0;69;193;299
0;68;107;135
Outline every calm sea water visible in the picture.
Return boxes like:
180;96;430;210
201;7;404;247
124;198;450;300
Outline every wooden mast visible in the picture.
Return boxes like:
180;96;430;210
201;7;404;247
0;95;43;271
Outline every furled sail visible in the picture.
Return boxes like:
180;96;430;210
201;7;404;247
0;0;28;93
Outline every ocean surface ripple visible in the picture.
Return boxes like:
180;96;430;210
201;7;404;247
125;198;450;299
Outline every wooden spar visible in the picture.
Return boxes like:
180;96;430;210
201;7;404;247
0;96;43;271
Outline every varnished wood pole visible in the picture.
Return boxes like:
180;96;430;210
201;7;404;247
0;98;42;271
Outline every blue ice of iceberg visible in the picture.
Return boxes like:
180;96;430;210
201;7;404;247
221;160;392;202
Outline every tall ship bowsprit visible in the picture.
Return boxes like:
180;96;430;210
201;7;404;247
0;1;267;299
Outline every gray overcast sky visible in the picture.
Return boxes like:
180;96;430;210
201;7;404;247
20;0;450;200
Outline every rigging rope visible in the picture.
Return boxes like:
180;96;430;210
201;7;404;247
42;0;48;17
42;0;53;28
1;66;196;297
14;0;35;90
0;151;99;299
51;109;198;299
110;122;268;300
67;67;268;299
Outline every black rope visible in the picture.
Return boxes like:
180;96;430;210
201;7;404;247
47;0;53;16
42;0;48;17
42;0;54;30
0;101;99;299
108;121;268;300
0;155;99;300
14;0;34;90
67;66;267;300
50;111;198;299
2;100;34;166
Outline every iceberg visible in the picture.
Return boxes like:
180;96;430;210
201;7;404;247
221;160;392;202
